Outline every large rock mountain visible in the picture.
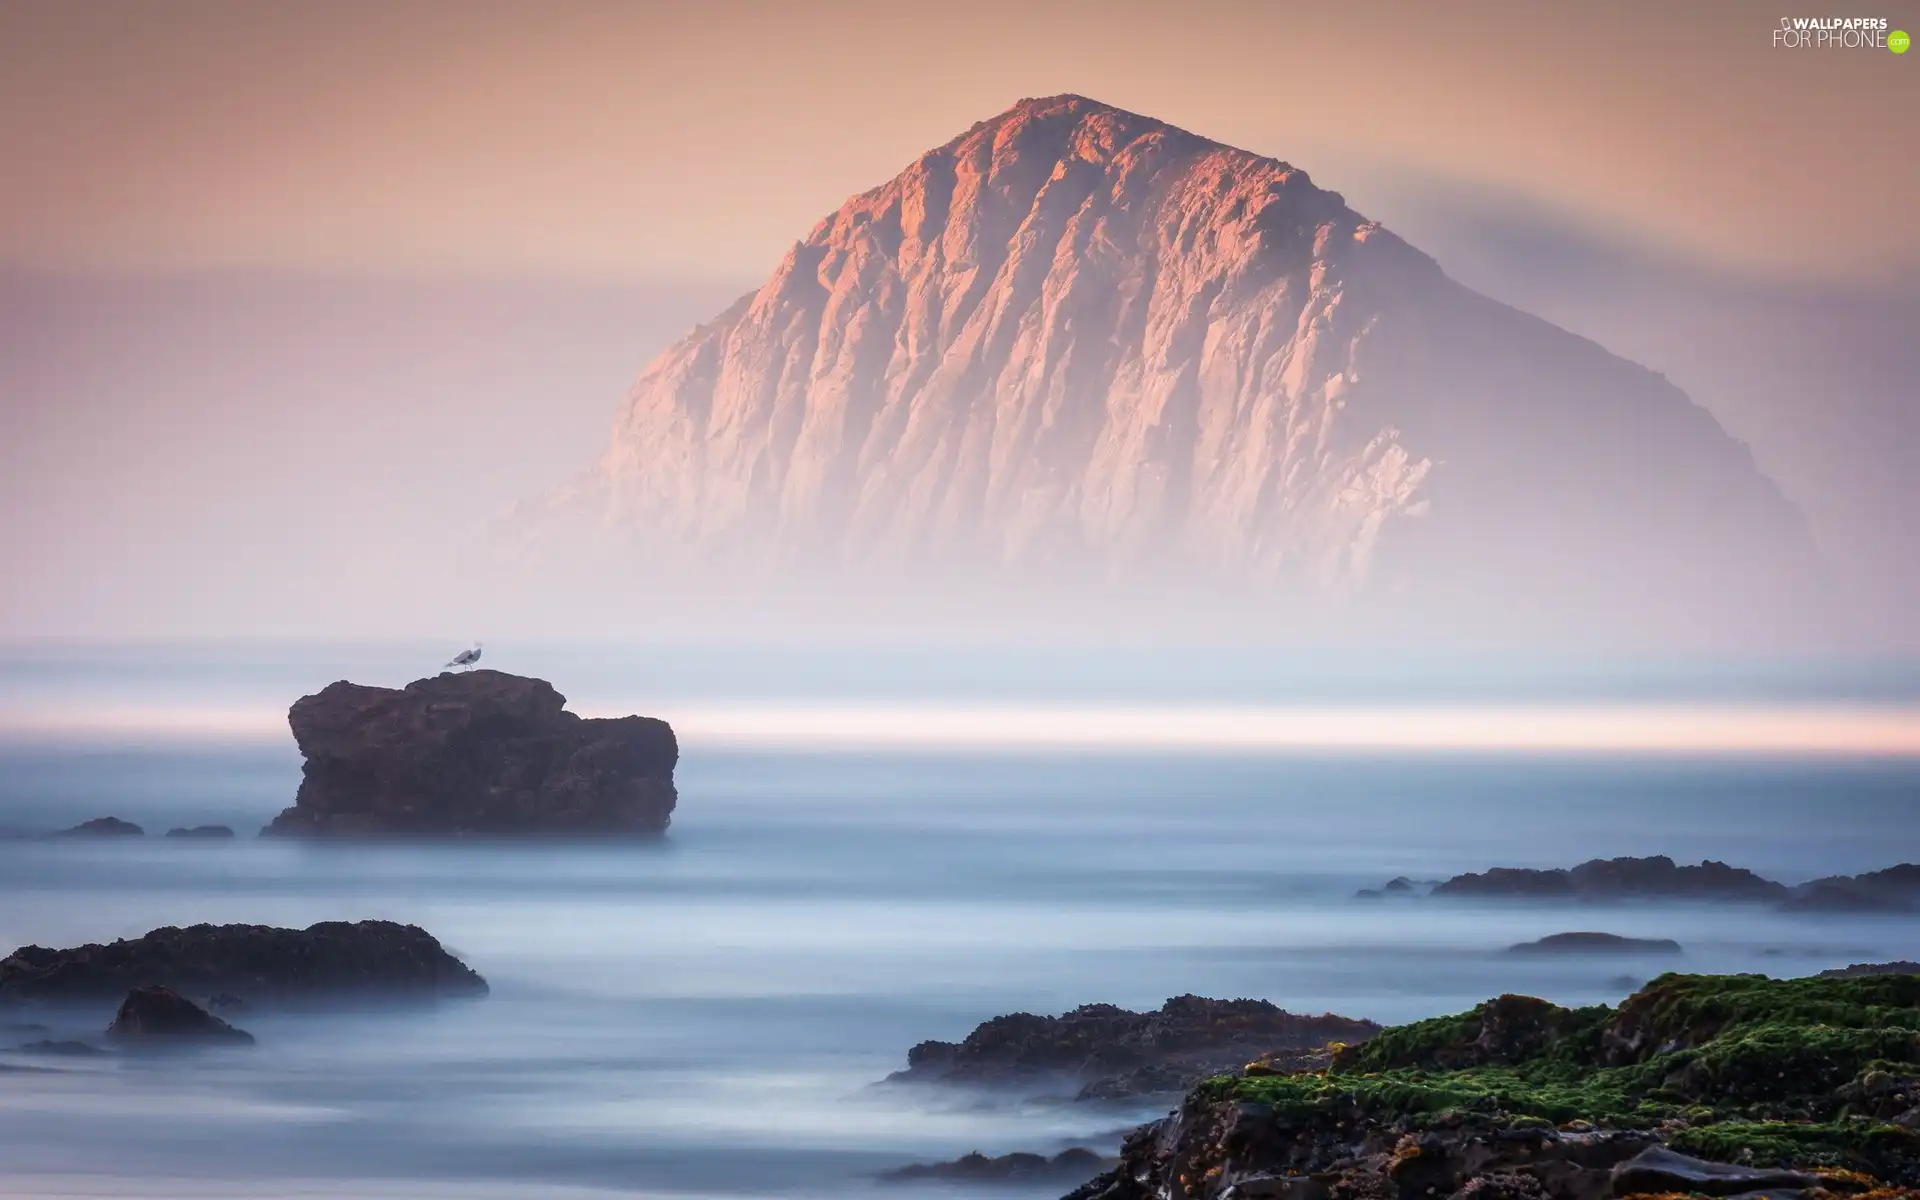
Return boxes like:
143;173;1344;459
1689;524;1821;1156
518;95;1818;643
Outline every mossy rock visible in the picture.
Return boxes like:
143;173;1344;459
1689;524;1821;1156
1214;973;1920;1183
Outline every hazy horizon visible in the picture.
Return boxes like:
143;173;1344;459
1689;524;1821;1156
3;0;1915;648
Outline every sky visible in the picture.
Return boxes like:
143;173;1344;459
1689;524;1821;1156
1;0;1915;643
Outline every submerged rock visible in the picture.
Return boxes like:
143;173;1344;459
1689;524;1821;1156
262;669;678;837
15;1038;105;1056
887;995;1378;1101
164;825;235;839
1504;932;1683;956
0;919;487;1006
879;1147;1111;1184
53;817;144;838
105;986;253;1045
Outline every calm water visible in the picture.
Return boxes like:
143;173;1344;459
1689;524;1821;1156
1;647;1918;1198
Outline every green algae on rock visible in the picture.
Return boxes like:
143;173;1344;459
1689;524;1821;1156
1070;973;1920;1199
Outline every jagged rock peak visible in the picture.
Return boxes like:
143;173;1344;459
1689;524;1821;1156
518;94;1816;645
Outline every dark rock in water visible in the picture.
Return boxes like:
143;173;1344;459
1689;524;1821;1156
1784;863;1920;913
164;825;235;839
262;669;678;837
1610;1146;1818;1196
879;1147;1112;1184
1817;960;1920;979
204;992;249;1014
54;817;144;838
0;919;487;1005
1355;875;1423;900
887;994;1379;1101
1429;855;1789;903
1504;932;1683;956
15;1039;105;1056
105;986;253;1045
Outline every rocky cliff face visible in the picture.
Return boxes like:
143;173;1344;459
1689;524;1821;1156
518;94;1817;643
264;670;677;837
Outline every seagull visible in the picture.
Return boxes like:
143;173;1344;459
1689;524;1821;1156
446;643;483;671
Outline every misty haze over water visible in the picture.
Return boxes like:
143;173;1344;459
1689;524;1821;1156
0;643;1915;1197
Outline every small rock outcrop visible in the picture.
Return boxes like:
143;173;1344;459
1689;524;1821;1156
54;817;144;838
1372;856;1920;912
0;920;487;1005
879;1147;1112;1185
1433;856;1788;902
262;669;677;837
1817;961;1920;979
887;995;1378;1101
1504;932;1683;956
164;825;235;839
1784;863;1920;913
105;986;253;1046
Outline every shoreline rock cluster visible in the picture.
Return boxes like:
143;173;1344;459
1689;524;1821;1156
1359;855;1920;914
1056;971;1920;1199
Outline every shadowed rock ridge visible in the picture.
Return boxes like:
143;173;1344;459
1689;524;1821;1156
520;94;1818;645
264;669;677;837
0;921;487;1006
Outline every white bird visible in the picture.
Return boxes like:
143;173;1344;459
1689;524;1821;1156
446;643;483;671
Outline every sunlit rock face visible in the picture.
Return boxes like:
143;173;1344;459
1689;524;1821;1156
520;95;1818;644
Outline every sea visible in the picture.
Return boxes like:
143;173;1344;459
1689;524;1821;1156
0;642;1916;1199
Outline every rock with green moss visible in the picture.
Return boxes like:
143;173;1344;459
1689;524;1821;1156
1066;973;1920;1199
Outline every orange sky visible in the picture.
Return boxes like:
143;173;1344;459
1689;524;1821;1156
1;0;1914;284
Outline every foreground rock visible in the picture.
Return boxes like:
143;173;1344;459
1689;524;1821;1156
1066;972;1920;1198
263;670;678;837
1504;932;1683;956
879;1148;1112;1185
0;920;487;1006
54;817;144;838
888;995;1378;1102
105;986;253;1046
164;825;235;839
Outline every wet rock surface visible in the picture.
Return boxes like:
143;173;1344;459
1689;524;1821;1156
0;920;487;1006
888;995;1379;1102
105;986;254;1046
263;669;678;837
1504;933;1683;956
1609;1146;1818;1197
